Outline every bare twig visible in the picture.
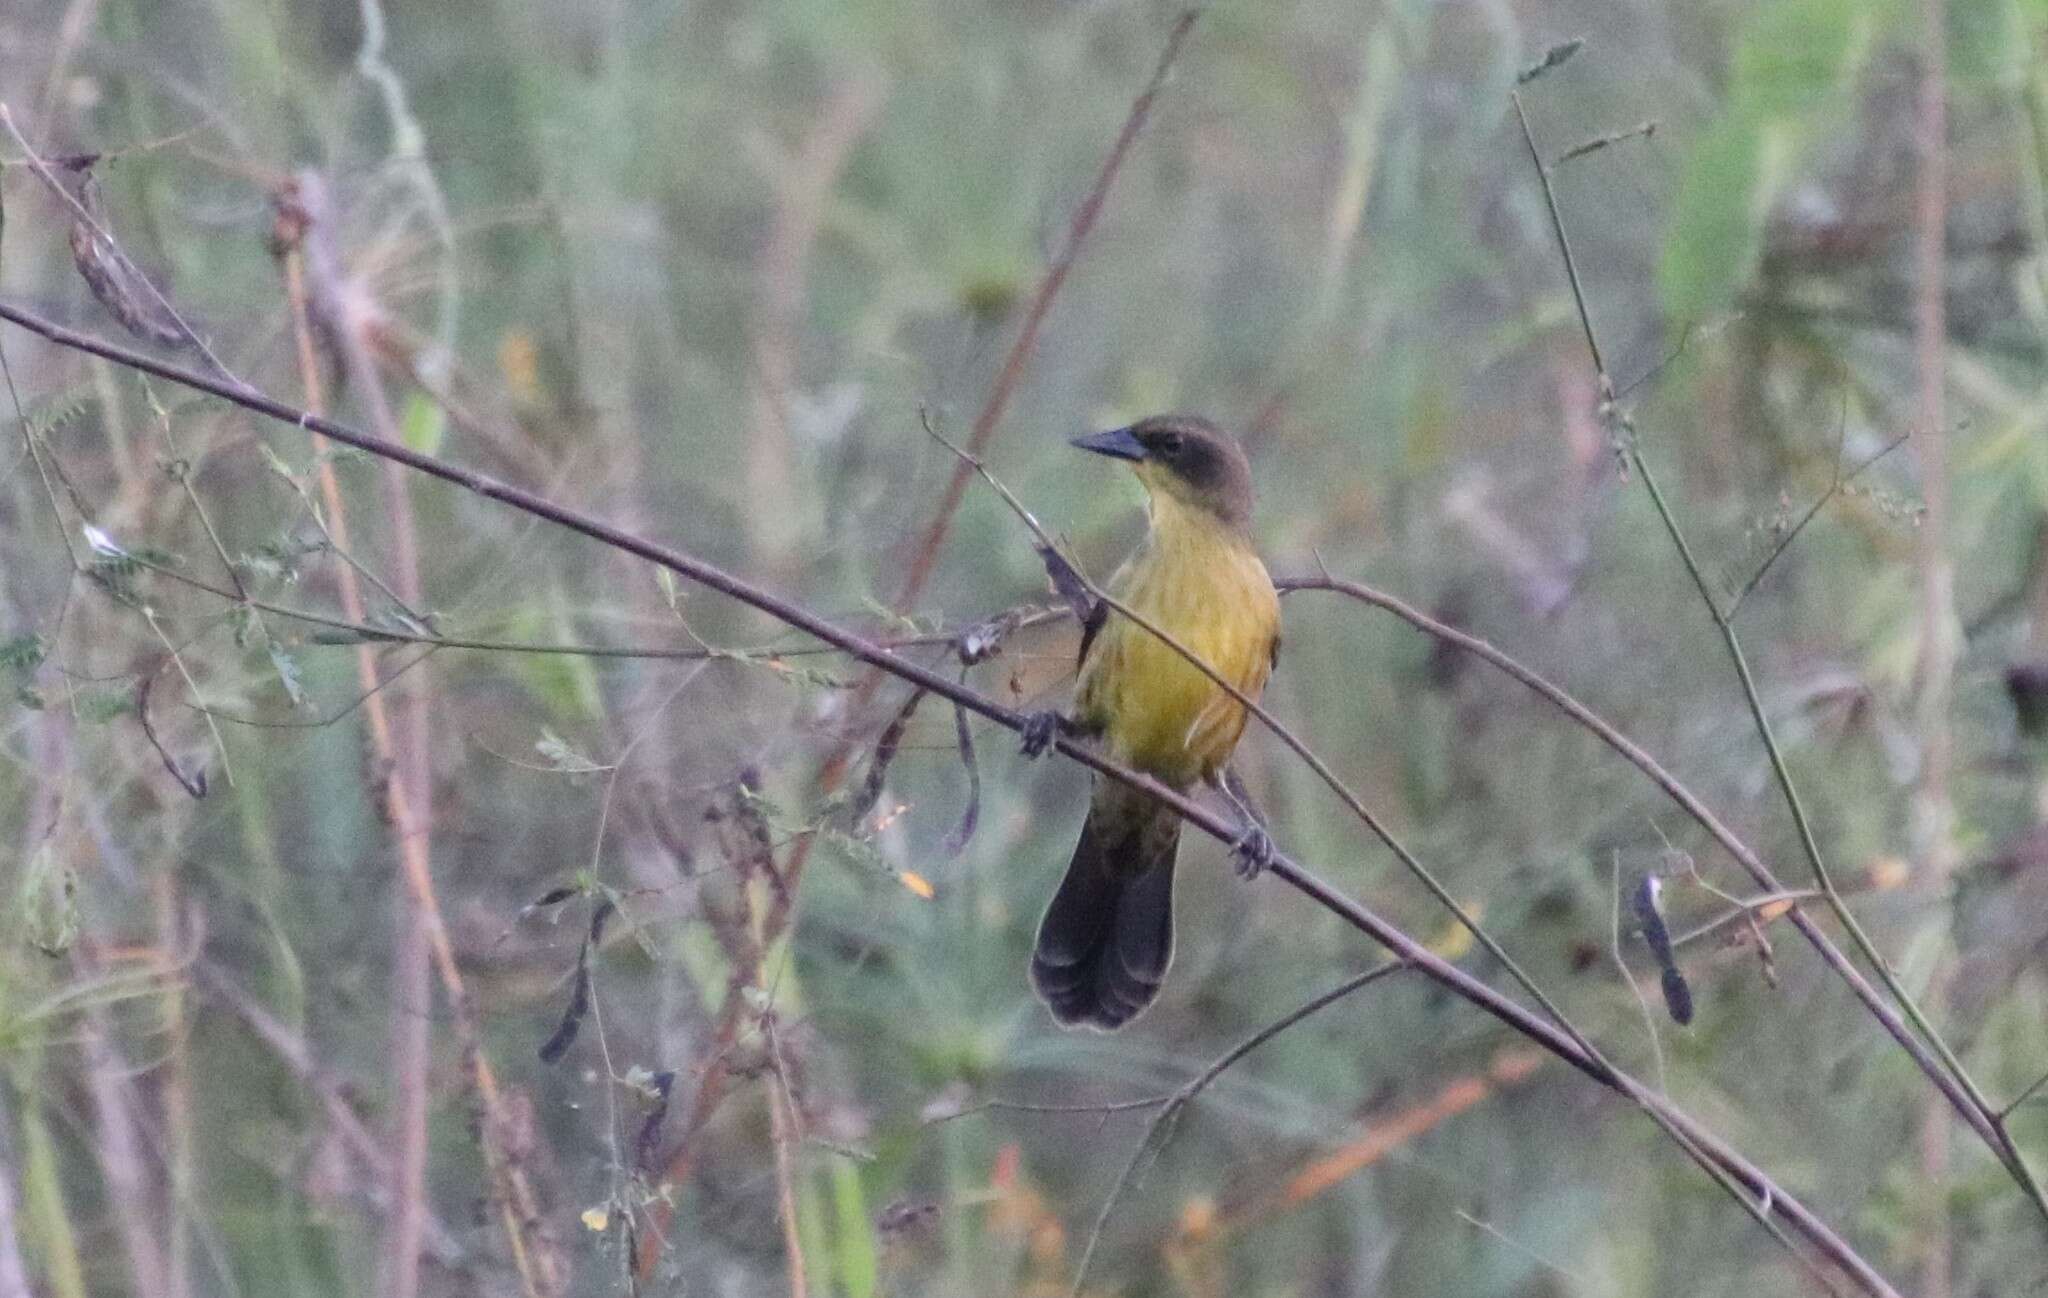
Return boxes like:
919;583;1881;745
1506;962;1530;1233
1553;121;1656;167
1509;82;2048;1227
1671;889;1821;951
1726;430;1910;616
1278;573;2005;1153
635;23;1202;1274
150;387;250;604
1068;961;1409;1295
1911;1;1958;1288
924;417;1607;1084
754;890;811;1298
893;9;1200;609
78;1003;168;1298
0;103;240;384
141;605;233;788
277;181;556;1298
1224;1047;1546;1228
112;543;1060;667
135;666;207;798
0;297;1904;1297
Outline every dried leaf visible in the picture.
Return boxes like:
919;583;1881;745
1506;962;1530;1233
267;643;308;709
1632;876;1694;1026
852;689;927;823
538;948;591;1063
941;692;979;858
1517;38;1583;84
67;170;190;349
634;1071;676;1172
899;870;934;900
1034;542;1096;628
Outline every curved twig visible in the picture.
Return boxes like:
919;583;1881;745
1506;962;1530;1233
1510;84;2047;1226
0;298;1900;1296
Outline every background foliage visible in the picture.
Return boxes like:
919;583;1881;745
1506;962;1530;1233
5;0;2048;1294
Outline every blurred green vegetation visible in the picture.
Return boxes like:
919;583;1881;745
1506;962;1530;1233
4;0;2048;1295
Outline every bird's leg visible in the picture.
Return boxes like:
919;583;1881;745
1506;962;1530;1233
1215;765;1275;879
1019;709;1077;759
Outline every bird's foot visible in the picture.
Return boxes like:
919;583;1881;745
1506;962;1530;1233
1019;710;1065;759
1229;823;1276;880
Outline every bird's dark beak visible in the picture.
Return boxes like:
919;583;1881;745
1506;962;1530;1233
1070;426;1148;462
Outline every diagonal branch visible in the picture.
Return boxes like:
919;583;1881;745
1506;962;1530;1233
925;418;1615;1076
1066;961;1409;1295
1278;573;2007;1156
0;297;1902;1297
1509;83;2048;1227
892;9;1200;609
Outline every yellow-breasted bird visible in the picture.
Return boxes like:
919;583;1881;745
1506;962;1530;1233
1022;414;1281;1030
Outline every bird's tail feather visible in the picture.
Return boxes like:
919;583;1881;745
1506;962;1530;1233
1030;804;1178;1030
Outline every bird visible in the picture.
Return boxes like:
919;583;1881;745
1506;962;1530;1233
1021;413;1281;1030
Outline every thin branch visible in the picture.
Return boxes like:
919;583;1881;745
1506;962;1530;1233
756;905;810;1298
136;666;207;798
893;8;1200;609
2003;1069;2048;1121
925;415;1609;1087
1553;120;1657;167
1671;889;1822;951
1278;573;1995;1149
1912;0;1958;1284
1509;83;2048;1227
1215;1048;1536;1230
934;410;1814;1269
278;182;553;1298
0;103;240;385
636;25;1203;1264
0;297;1902;1298
1727;429;1910;617
1068;961;1409;1295
141;605;234;788
149;385;249;603
294;171;442;1298
120;543;1059;666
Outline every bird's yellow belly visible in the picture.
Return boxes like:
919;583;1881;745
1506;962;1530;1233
1077;535;1277;788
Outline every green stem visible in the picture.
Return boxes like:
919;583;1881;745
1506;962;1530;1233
1633;449;2048;1225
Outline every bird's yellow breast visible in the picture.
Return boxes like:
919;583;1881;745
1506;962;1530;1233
1074;496;1280;788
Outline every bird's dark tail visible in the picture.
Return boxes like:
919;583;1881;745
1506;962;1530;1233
1030;799;1179;1030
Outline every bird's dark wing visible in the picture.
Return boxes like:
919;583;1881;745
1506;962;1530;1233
1034;541;1105;674
1076;598;1109;672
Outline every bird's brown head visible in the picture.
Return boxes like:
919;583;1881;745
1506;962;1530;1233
1070;414;1255;530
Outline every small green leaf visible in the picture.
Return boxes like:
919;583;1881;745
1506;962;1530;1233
400;393;446;456
21;845;79;956
0;634;46;674
831;1160;877;1298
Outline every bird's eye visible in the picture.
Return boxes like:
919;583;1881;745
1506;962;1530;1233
1154;431;1184;456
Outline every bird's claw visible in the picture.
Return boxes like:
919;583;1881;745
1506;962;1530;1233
1020;710;1063;759
1229;824;1276;880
